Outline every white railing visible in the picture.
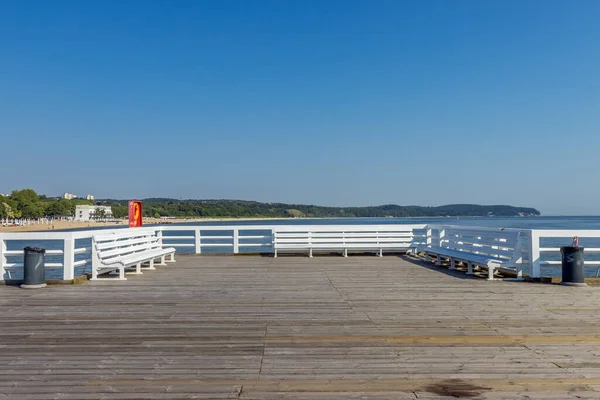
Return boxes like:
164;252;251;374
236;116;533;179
525;230;600;278
0;227;162;281
159;225;275;254
2;223;599;280
0;224;426;281
159;224;428;254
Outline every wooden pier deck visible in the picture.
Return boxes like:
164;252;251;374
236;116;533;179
2;255;600;399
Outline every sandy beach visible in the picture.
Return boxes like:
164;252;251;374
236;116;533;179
0;217;294;232
0;220;122;232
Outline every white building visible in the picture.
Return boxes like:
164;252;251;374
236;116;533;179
75;205;113;221
86;194;95;201
63;192;77;200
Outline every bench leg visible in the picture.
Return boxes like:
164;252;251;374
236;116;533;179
91;267;98;280
274;249;277;258
487;263;498;281
516;267;523;280
119;267;125;280
344;248;348;258
153;256;166;266
169;253;176;263
379;248;383;257
309;248;313;258
450;258;456;270
425;252;430;262
436;255;442;266
466;262;474;275
143;259;156;270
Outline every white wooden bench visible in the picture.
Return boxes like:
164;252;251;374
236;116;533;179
91;229;176;280
418;227;524;280
273;226;417;257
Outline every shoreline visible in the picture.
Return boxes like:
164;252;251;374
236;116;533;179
0;217;293;232
0;215;538;233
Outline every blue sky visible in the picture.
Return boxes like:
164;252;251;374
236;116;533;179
1;1;599;215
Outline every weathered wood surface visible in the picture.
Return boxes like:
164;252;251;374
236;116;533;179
2;255;600;399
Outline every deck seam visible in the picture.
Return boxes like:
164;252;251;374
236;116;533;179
258;324;267;378
257;257;270;380
324;271;373;323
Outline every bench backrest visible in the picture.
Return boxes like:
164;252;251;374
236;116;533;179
92;229;162;266
273;226;416;248
434;227;523;262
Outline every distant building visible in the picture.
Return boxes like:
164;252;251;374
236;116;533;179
86;194;95;201
63;193;77;200
75;205;113;221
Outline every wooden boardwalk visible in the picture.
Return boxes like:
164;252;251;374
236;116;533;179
2;255;600;399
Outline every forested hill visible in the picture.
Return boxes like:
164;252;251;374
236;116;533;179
0;190;541;219
100;199;541;219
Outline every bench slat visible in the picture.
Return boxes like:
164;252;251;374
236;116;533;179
99;242;162;259
425;247;503;264
94;230;156;242
100;247;175;267
444;235;518;248
441;242;514;258
275;237;412;243
95;236;159;251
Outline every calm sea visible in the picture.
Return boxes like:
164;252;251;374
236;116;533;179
5;216;600;279
158;215;600;230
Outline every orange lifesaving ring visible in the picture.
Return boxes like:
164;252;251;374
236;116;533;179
133;203;140;223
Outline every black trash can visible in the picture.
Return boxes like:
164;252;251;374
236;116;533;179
560;246;586;287
21;247;47;289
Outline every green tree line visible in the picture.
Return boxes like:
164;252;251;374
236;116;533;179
0;189;93;219
1;189;541;219
101;198;541;219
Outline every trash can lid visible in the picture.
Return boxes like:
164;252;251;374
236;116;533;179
24;246;46;254
560;246;584;251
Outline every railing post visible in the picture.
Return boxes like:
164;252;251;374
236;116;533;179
527;230;541;278
438;229;445;247
157;229;163;248
194;229;201;254
63;236;75;281
0;235;6;280
410;226;418;255
514;233;524;280
424;228;432;261
233;228;239;254
343;231;348;257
